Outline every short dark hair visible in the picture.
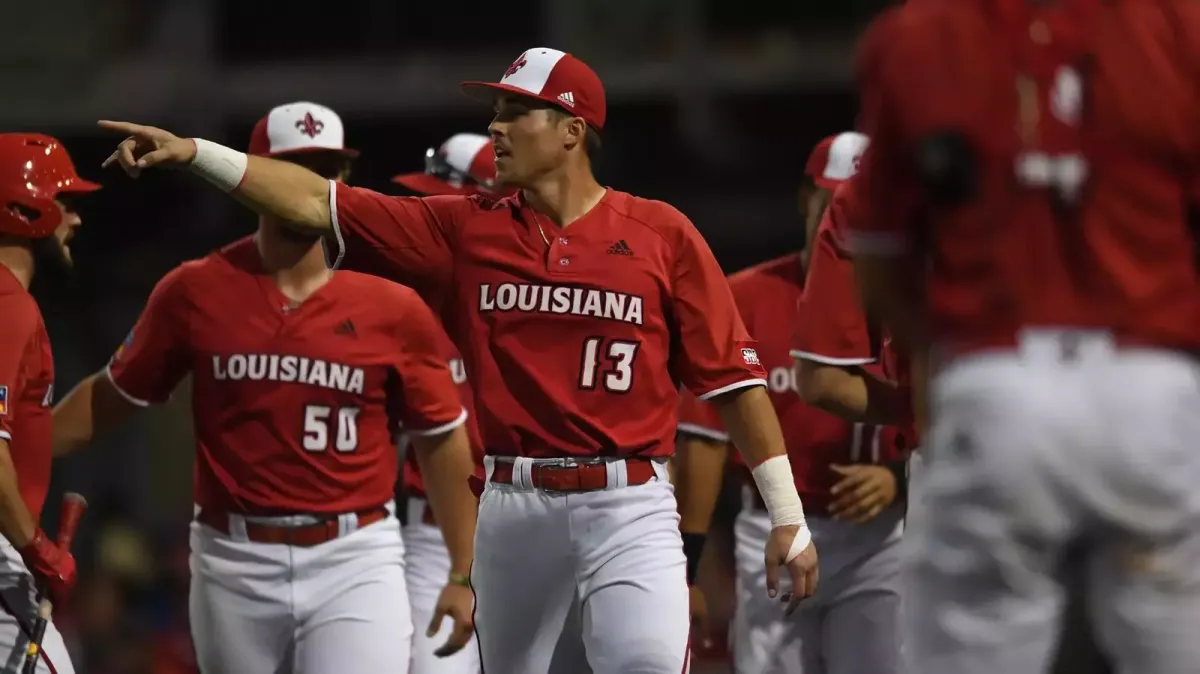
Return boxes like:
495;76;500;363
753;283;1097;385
550;108;602;161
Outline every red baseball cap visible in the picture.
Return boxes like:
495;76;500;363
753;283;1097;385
461;48;607;130
248;102;359;158
804;132;869;189
392;133;508;197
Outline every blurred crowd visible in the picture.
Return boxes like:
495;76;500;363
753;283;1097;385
53;516;195;674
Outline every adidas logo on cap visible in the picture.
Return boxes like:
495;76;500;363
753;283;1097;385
557;91;575;108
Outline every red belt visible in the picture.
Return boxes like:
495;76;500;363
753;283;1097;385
196;507;389;547
489;458;657;491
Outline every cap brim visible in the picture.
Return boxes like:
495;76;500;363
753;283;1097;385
260;146;360;159
461;81;559;108
391;173;476;196
60;178;102;194
813;175;844;190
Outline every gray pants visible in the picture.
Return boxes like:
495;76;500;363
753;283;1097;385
905;342;1200;674
0;548;74;674
731;487;904;674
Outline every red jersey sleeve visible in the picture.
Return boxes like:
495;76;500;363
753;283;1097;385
845;8;933;258
106;265;194;406
791;183;877;366
669;213;768;400
0;296;38;442
329;182;458;294
390;288;468;436
676;388;728;443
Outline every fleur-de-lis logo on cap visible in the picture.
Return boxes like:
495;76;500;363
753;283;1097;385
503;53;528;79
296;112;325;138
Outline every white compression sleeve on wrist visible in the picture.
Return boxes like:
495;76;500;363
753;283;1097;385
750;454;811;562
188;139;248;193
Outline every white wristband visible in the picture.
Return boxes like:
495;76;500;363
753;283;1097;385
750;455;810;562
189;138;248;193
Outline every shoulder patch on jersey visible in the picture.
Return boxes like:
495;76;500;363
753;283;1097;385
740;347;761;367
112;328;135;363
0;385;8;415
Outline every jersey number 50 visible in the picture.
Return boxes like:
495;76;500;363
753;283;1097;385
579;337;641;393
303;404;361;452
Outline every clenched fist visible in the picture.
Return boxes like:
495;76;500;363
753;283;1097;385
764;524;818;615
98;120;197;178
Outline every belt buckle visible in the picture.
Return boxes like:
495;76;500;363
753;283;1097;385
534;458;579;492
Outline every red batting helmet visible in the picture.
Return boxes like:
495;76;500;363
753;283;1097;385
0;134;99;239
393;133;514;197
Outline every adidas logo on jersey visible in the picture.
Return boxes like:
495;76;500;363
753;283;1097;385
606;240;633;256
334;319;356;336
557;91;575;108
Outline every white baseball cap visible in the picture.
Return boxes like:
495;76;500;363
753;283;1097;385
804;132;869;189
392;133;512;197
248;102;358;158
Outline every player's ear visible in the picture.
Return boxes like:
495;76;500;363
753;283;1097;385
562;115;587;152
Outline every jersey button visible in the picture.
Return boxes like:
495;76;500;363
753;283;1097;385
559;258;570;266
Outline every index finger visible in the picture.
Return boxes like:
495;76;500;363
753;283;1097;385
97;120;152;137
830;470;869;495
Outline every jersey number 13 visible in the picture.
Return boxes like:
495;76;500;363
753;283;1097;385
578;337;641;393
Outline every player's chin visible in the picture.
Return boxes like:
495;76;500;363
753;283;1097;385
494;160;521;187
31;238;74;275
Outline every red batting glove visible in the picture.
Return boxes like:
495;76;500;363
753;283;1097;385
18;529;77;606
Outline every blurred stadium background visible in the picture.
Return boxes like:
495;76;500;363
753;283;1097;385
6;1;1109;672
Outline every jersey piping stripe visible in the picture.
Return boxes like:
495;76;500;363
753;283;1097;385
103;365;152;407
695;377;767;401
0;431;10;442
788;349;876;366
326;179;347;270
676;422;730;443
405;407;468;437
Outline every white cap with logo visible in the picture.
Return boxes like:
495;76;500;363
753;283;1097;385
248;102;359;158
805;131;869;189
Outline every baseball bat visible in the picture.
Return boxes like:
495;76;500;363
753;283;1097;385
21;492;87;674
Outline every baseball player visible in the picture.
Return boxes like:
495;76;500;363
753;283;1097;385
676;137;907;674
791;176;917;439
391;131;509;674
52;103;480;673
851;2;1200;673
798;132;867;269
0;133;95;674
95;47;819;674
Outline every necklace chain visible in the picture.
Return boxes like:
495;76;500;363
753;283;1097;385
531;211;551;247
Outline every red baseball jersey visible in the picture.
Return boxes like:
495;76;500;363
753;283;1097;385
330;184;767;459
791;182;917;442
852;1;1200;354
676;254;904;508
401;338;485;498
107;237;467;515
0;267;54;522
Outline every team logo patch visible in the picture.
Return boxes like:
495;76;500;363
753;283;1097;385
740;347;761;367
0;385;8;416
111;328;135;363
